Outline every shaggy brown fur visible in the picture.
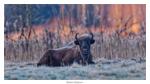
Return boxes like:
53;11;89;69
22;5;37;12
37;45;80;66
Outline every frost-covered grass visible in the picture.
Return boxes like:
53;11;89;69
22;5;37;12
4;58;145;80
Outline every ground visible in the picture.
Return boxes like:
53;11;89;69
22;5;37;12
4;58;146;80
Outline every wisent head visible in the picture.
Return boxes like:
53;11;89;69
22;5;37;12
74;33;95;62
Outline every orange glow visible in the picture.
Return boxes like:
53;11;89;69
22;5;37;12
8;32;21;41
5;5;145;42
130;23;141;34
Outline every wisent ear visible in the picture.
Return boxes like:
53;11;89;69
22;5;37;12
90;39;95;44
74;40;79;45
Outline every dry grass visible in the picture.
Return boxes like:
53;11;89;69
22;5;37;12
4;31;146;62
